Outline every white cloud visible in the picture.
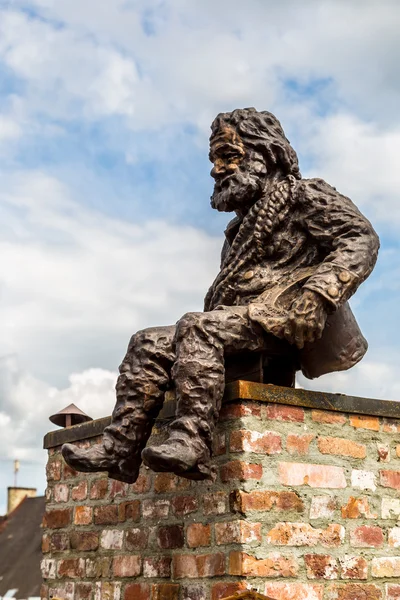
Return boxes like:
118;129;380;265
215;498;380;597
299;113;400;226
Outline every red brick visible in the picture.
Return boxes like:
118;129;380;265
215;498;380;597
350;525;383;548
349;415;380;431
231;489;304;514
57;558;85;578
383;418;400;433
267;523;344;547
152;584;179;600
69;531;99;552
266;404;304;422
372;557;400;577
143;556;171;578
54;483;69;503
75;583;91;600
125;527;148;551
124;583;150;600
182;585;207;600
387;585;400;600
230;429;281;454
265;582;323;600
312;410;347;425
215;520;261;545
90;478;108;499
94;583;121;600
203;492;228;515
380;470;400;490
74;506;92;525
130;472;152;494
48;582;75;600
157;525;184;549
305;554;338;579
40;583;49;600
279;462;346;488
46;460;61;481
211;582;248;600
94;504;118;525
42;533;50;554
310;496;337;520
50;532;69;552
339;556;368;580
389;527;400;547
220;401;261;419
63;463;78;479
71;480;87;501
318;437;366;459
41;559;56;580
327;583;382;600
85;557;111;578
154;473;190;493
100;529;123;550
173;553;225;578
143;498;170;518
341;496;377;519
220;460;262;482
109;479;128;498
229;551;298;577
377;442;390;462
172;495;197;516
118;500;140;522
187;523;211;548
287;434;314;455
43;508;71;529
113;555;141;577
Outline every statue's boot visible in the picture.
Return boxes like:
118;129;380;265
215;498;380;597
62;326;175;484
142;425;214;481
142;312;226;481
62;441;141;484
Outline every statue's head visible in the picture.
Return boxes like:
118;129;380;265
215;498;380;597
209;108;300;212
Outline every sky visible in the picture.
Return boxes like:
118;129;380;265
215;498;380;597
0;0;399;513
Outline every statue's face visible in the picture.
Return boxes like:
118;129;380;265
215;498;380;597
209;124;267;212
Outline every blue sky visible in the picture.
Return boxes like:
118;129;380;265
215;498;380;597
0;0;399;513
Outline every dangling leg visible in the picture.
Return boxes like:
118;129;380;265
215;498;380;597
142;307;268;480
62;325;175;483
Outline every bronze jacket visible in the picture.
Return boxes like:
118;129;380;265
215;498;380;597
205;177;380;379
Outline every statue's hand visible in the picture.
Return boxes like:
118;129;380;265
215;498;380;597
284;289;328;349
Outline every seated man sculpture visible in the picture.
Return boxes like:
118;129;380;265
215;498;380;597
62;108;379;483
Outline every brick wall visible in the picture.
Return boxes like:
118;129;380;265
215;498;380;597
41;383;400;600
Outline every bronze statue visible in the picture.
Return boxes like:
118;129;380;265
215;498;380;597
62;108;379;483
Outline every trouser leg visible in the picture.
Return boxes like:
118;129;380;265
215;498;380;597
62;325;175;483
104;326;175;459
142;306;268;479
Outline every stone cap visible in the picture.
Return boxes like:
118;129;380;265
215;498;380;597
43;380;400;449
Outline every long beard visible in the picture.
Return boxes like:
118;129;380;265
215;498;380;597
211;163;266;212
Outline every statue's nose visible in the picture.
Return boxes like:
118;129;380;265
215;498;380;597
211;159;236;179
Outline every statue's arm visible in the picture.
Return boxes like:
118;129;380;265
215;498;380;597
300;178;380;311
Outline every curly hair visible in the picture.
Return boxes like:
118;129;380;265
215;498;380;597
210;107;301;180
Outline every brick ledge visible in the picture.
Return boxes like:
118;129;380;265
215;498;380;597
43;380;400;449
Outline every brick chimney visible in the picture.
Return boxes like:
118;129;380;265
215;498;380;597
7;486;37;514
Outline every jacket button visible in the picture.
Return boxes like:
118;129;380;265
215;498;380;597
339;271;351;283
244;270;254;280
328;286;339;298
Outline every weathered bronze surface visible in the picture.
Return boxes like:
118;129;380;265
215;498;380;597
62;108;379;483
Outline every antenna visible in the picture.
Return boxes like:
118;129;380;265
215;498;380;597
14;459;19;487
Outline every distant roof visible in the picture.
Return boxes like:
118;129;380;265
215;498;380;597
0;496;45;599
